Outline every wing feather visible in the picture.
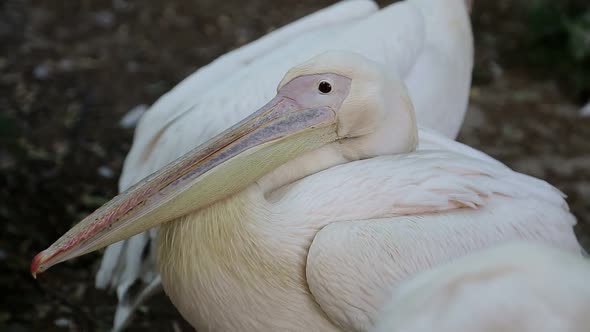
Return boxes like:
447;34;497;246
303;147;579;331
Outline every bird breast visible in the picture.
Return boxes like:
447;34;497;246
156;186;340;331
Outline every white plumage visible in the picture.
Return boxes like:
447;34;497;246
32;44;584;332
371;241;590;332
95;0;474;329
154;134;580;330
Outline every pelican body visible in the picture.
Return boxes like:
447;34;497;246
96;0;477;329
32;50;582;331
31;1;583;330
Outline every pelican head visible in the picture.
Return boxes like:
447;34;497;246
31;51;418;275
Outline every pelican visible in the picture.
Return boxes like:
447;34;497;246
371;241;590;332
32;51;581;331
91;0;476;329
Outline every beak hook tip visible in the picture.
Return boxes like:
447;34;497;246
30;251;45;278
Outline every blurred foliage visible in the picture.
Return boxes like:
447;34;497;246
0;114;19;139
524;0;590;101
0;113;25;158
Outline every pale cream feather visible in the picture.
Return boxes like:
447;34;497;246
371;242;590;332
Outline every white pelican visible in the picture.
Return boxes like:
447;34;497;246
371;241;590;332
32;51;581;331
93;0;476;329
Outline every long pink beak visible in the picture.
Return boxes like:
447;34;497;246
31;93;337;277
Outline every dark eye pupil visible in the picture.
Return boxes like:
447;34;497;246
318;81;332;94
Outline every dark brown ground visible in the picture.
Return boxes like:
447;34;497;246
1;0;589;331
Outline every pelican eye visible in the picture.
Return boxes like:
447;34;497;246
318;80;332;94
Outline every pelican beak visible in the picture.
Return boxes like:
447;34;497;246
31;94;338;276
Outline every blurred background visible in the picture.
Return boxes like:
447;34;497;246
1;0;589;331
